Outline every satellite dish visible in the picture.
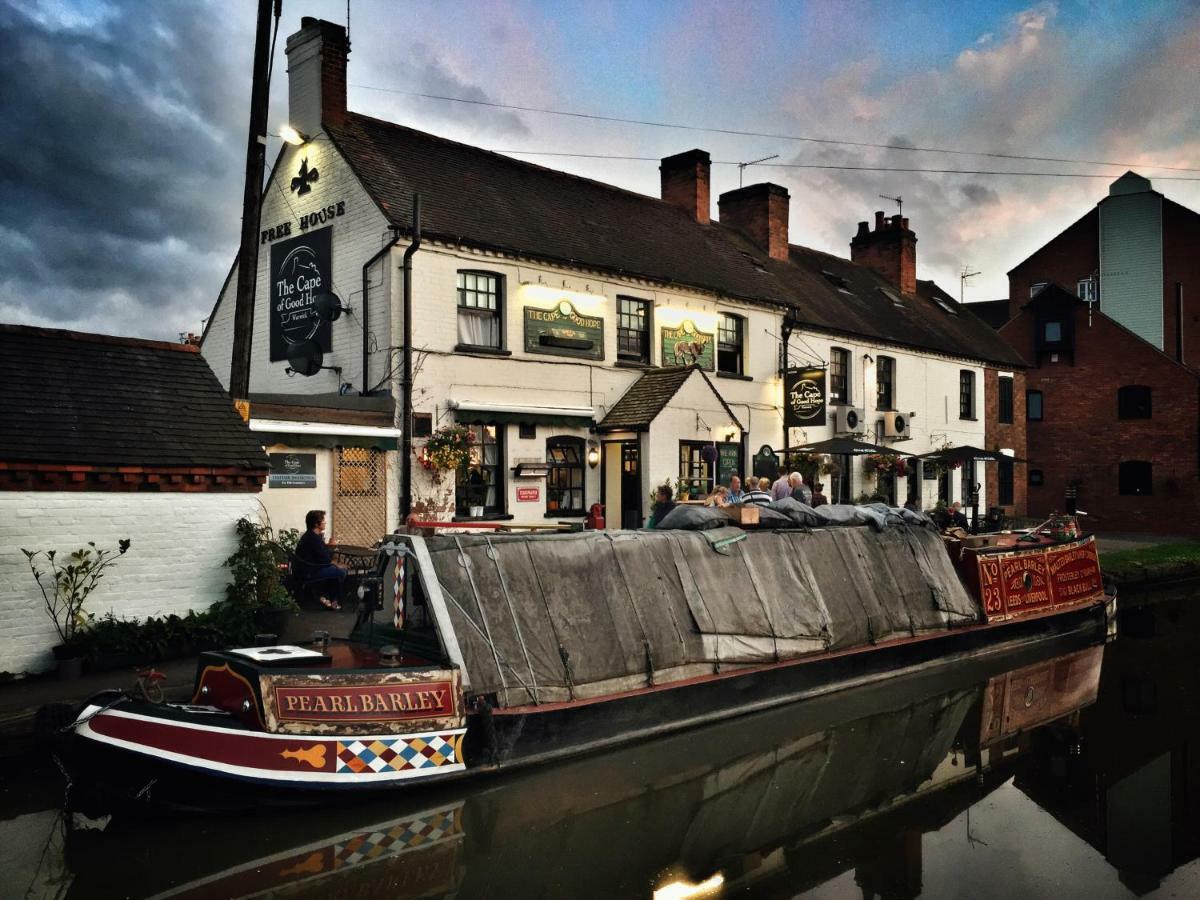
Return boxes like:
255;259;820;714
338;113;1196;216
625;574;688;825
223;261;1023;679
314;292;346;323
287;340;324;377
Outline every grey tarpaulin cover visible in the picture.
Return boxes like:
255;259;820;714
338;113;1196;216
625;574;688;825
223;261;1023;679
420;525;982;707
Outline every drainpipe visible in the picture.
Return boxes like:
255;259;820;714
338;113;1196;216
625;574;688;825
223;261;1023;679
401;195;423;521
361;227;403;396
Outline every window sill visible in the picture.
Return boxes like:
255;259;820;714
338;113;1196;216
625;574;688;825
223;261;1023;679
544;511;586;519
959;416;978;422
455;344;512;357
451;513;514;522
615;359;655;370
716;371;753;382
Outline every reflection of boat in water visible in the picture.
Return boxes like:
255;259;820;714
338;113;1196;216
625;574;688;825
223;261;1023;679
63;522;1110;800
63;634;1104;899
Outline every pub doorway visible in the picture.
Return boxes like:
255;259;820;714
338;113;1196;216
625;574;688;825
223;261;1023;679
602;441;643;529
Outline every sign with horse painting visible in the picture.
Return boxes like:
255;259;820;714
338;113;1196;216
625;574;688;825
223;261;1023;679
660;320;715;370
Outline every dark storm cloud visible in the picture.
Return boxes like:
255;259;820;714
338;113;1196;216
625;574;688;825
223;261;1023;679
0;0;247;333
960;183;1000;205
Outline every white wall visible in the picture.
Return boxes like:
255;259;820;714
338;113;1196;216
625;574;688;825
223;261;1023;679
0;492;263;675
259;444;334;536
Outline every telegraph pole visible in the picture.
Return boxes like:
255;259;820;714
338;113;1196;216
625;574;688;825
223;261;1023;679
230;0;277;400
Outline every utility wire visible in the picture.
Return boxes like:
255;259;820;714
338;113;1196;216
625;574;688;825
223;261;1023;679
350;83;1200;174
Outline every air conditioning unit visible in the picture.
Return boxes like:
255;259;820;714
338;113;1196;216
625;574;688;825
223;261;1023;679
835;407;866;435
882;410;911;440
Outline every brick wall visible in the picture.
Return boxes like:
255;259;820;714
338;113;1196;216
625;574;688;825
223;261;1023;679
0;492;262;675
983;367;1028;516
1008;208;1098;321
1000;305;1200;535
1163;200;1200;366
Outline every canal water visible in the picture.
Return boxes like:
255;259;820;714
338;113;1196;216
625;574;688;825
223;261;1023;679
2;587;1198;899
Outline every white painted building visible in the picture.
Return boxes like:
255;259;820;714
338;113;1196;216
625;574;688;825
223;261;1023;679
202;18;1023;535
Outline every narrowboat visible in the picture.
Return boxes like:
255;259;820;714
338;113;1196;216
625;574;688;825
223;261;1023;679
62;512;1111;802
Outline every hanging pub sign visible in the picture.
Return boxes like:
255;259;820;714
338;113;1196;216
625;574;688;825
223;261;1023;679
783;366;827;428
523;299;604;360
269;226;333;361
661;320;714;370
268;452;317;488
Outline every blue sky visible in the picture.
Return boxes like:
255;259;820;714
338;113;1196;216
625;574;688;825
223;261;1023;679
3;0;1198;337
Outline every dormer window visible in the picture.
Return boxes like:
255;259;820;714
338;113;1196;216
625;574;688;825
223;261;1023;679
1044;321;1063;342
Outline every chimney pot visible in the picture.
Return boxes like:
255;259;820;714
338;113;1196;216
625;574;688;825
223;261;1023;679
856;221;870;239
890;214;903;230
718;183;790;261
660;149;711;224
901;217;909;231
851;212;917;295
874;210;885;230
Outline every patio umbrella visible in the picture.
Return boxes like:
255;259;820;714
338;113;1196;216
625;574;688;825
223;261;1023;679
782;437;915;456
919;445;1028;464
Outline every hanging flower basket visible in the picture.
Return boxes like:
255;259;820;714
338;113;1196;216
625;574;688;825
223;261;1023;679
863;453;907;476
417;424;473;476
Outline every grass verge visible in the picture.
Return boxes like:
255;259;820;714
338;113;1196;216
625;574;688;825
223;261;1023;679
1101;542;1200;587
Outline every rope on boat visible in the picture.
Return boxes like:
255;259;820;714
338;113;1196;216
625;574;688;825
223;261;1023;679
485;537;541;704
454;537;511;701
522;539;576;700
603;533;657;687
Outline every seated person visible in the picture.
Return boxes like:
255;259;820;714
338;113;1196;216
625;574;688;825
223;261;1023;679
295;509;347;609
648;483;676;528
948;501;971;530
705;485;731;507
741;476;773;506
726;475;745;504
809;481;829;508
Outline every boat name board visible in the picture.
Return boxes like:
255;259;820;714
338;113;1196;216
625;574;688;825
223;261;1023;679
976;539;1103;621
272;681;455;723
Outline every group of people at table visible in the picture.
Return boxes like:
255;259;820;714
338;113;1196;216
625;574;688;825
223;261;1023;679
650;472;828;528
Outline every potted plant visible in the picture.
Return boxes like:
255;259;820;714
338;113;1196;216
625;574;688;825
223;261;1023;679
22;539;131;679
224;518;297;641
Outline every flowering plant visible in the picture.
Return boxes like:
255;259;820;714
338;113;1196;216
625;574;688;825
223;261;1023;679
923;443;963;475
864;453;907;476
417;424;473;477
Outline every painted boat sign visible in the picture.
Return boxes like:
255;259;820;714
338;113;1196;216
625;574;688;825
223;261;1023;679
975;537;1103;622
261;669;463;734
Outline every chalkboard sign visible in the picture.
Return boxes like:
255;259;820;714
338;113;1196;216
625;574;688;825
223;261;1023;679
524;299;604;360
269;227;333;361
752;444;779;480
660;320;714;370
717;442;741;487
268;452;317;488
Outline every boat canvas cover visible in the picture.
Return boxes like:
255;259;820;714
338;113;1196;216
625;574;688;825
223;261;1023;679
420;526;980;707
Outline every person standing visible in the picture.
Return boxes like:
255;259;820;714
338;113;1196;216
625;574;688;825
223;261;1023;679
770;471;792;502
789;472;813;505
742;477;773;506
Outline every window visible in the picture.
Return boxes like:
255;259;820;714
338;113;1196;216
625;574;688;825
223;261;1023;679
1030;282;1048;298
617;297;651;364
829;347;851;404
455;424;505;516
518;423;536;440
546;436;585;515
998;457;1014;505
961;459;977;505
876;356;895;410
678;441;714;500
831;453;852;504
1118;460;1153;496
411;412;433;438
457;271;502;349
998;376;1014;424
1027;390;1044;421
1077;277;1097;303
959;370;976;419
1044;321;1063;343
1029;469;1044;487
1117;385;1152;420
717;313;744;375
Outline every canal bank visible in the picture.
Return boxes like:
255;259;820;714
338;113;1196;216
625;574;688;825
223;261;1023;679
1097;532;1200;590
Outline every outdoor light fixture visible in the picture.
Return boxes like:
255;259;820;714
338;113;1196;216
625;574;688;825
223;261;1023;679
279;123;309;145
586;440;601;468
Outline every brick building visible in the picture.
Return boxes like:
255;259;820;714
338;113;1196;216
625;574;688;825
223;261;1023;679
998;172;1200;535
0;326;268;674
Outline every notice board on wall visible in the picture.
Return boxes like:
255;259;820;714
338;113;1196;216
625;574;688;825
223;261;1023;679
268;452;317;488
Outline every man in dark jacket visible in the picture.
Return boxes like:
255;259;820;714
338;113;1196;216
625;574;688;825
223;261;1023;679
295;509;346;608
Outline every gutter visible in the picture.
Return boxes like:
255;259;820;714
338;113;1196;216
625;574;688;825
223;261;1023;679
362;226;403;396
401;195;423;521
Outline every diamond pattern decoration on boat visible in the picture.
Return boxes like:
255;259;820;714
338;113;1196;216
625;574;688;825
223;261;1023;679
334;806;463;867
335;733;463;774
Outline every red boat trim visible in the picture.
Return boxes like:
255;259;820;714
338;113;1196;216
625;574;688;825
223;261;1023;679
491;597;1106;716
191;663;265;728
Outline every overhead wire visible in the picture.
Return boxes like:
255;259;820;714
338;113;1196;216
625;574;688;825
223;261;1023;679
350;83;1200;174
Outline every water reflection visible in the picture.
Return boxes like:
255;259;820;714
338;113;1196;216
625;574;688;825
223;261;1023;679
6;591;1200;898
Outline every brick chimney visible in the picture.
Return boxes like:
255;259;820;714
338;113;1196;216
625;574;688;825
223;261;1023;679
660;149;711;224
718;183;790;261
285;17;350;136
851;212;917;295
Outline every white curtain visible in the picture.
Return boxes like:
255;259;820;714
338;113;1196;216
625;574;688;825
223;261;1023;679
458;310;499;347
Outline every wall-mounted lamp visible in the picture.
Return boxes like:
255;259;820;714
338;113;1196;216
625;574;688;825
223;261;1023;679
863;353;875;363
279;124;310;146
586;441;601;469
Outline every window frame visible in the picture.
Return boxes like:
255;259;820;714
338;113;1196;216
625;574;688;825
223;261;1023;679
456;270;505;351
616;296;652;364
1118;460;1153;497
1117;385;1153;420
1029;469;1044;487
998;457;1014;506
998;376;1014;424
545;436;586;516
454;424;506;517
959;370;976;420
1077;277;1097;303
829;347;851;405
1027;390;1044;421
717;312;745;376
678;440;715;500
876;355;896;411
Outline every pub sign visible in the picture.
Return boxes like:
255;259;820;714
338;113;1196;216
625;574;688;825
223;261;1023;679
784;366;827;428
268;452;317;488
523;299;604;360
661;320;714;370
269;226;333;361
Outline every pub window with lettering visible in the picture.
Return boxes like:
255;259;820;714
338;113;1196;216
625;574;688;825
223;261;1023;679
617;297;651;363
959;370;975;419
455;424;505;516
717;313;744;375
457;271;503;350
829;347;851;404
876;356;895;410
546;436;585;515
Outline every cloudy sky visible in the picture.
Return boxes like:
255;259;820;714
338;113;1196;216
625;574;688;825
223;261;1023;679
3;0;1198;340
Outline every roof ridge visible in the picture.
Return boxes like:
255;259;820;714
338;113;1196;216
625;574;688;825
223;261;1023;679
0;324;199;353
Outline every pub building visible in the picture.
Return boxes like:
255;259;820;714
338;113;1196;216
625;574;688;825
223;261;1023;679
202;18;1026;536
